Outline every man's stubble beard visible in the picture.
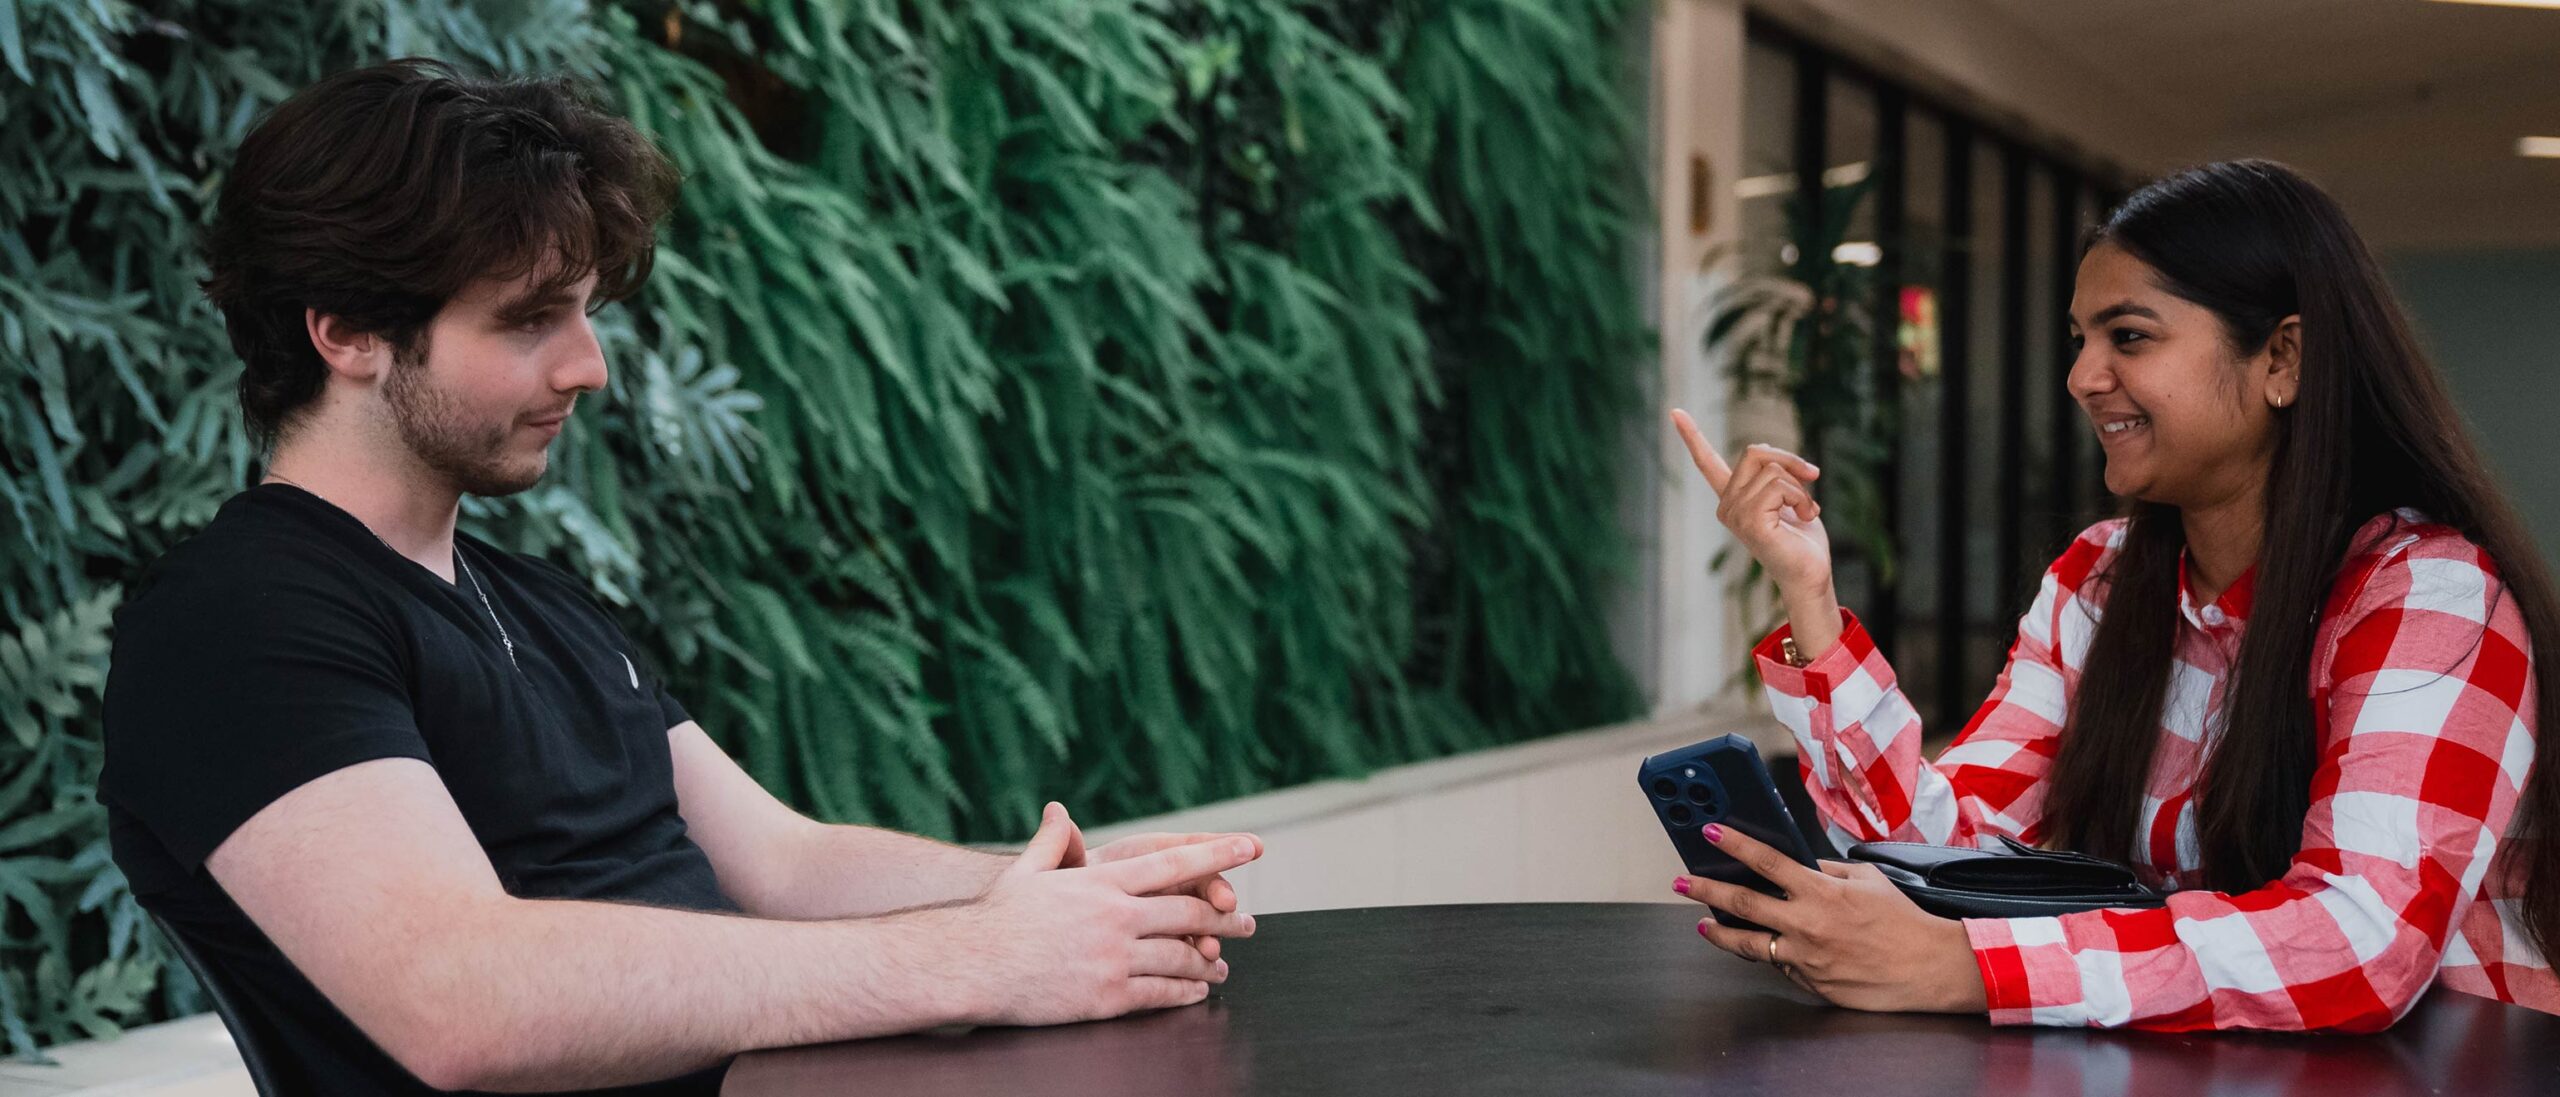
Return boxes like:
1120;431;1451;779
384;334;547;498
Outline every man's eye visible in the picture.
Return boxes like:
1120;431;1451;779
514;314;554;333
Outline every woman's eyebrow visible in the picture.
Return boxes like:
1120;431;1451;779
2088;301;2163;326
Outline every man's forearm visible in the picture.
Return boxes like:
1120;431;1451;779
747;823;1009;921
403;896;982;1092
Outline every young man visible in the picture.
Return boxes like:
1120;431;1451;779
99;59;1260;1095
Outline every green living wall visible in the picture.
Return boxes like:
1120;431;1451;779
0;0;1645;1053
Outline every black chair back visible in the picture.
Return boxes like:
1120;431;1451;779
151;914;284;1097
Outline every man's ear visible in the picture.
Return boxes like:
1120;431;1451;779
2264;314;2302;408
304;309;393;382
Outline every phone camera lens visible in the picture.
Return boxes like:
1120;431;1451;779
1651;777;1679;800
1666;804;1694;826
1685;783;1714;806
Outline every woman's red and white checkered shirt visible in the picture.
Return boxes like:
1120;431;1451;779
1754;508;2548;1032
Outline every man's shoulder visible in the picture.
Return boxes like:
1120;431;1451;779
465;536;620;617
115;493;387;646
481;542;583;590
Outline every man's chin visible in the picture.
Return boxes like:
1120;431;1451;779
453;455;549;499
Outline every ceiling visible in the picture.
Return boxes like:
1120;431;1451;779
1963;0;2560;251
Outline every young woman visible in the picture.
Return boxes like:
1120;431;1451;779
1667;159;2560;1032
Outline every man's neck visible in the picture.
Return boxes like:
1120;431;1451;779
264;439;464;584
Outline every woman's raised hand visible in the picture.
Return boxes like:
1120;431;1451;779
1670;409;1833;599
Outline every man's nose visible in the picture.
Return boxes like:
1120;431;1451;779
556;313;608;394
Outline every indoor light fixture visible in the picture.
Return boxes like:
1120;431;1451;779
2425;0;2560;10
1733;162;1871;200
1831;242;1882;266
2520;136;2560;158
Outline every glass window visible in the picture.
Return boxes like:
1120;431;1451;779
1963;139;2007;706
1894;107;1947;728
2022;162;2060;571
1740;37;1797;270
1824;73;1880;614
1734;24;2133;731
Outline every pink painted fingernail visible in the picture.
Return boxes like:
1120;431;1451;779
1673;877;1691;895
1697;920;1712;938
1703;823;1724;843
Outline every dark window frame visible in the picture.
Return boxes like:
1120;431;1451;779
1746;16;2139;728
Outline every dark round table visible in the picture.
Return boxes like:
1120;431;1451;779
725;902;2560;1096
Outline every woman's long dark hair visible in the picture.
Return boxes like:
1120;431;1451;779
2041;160;2560;959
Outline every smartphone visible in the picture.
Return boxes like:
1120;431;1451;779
1638;734;1818;932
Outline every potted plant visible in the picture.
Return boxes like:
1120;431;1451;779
1695;178;1912;678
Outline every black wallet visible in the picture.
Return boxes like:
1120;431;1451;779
1846;834;2169;919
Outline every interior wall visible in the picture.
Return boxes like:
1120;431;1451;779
2386;248;2560;577
1634;0;1752;715
1747;0;2191;178
1089;705;1751;914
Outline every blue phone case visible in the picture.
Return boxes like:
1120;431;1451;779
1637;734;1818;933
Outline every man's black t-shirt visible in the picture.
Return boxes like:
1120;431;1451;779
100;484;735;1095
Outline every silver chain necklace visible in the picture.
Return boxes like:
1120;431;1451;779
265;476;520;671
454;553;519;671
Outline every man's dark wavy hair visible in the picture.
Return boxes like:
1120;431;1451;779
202;58;679;448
